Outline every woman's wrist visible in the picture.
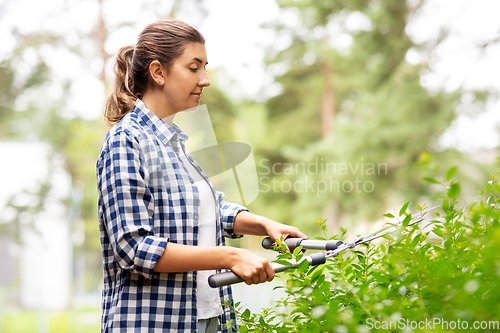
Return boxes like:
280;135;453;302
221;246;238;270
261;218;280;237
254;214;270;235
233;211;269;236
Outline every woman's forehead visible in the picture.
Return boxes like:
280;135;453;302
179;43;208;64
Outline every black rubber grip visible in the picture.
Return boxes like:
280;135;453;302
261;237;275;249
309;252;326;266
209;252;327;288
325;240;343;251
208;271;244;288
261;237;305;251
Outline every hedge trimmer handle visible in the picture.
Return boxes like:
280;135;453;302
208;252;326;288
262;237;343;252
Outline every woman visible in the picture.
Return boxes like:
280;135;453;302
96;19;306;333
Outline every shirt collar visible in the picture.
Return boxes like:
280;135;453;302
133;99;189;145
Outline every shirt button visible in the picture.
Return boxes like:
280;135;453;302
194;215;199;220
192;291;196;297
190;178;194;184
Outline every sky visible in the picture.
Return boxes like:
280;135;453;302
1;0;499;151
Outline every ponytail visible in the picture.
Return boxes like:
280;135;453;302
103;19;205;126
104;45;137;126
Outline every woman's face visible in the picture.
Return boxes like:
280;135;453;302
162;42;210;114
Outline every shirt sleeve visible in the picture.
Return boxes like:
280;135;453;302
216;191;247;239
97;130;167;279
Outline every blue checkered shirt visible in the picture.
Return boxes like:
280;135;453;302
96;99;245;332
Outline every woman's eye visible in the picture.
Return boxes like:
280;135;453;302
190;67;198;72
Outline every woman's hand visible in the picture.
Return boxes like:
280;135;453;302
228;247;275;285
263;218;307;243
262;218;307;253
233;211;308;252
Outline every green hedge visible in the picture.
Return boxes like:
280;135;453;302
228;172;500;332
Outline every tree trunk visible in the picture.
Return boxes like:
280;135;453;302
97;0;109;86
321;60;335;139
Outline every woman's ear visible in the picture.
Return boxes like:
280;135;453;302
149;60;165;86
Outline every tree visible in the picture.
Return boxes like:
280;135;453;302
252;0;486;233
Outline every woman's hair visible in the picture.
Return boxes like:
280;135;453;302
104;19;205;125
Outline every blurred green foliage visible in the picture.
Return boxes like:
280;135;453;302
245;0;494;233
2;308;100;333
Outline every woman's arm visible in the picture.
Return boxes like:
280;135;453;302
153;211;307;284
153;212;307;284
153;243;275;285
233;211;307;242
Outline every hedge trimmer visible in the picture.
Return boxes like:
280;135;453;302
208;206;440;288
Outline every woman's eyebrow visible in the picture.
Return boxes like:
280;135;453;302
192;57;207;65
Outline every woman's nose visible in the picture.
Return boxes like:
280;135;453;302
199;71;211;87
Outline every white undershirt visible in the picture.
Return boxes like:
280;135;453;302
177;149;223;320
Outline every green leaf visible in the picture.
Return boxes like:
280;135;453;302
308;266;324;279
433;227;444;238
399;201;410;217
402;214;411;227
279;243;287;253
274;260;291;266
383;213;395;218
298;258;309;273
292;246;303;257
447;182;461;199
242;309;251;318
423;177;441;184
410;234;421;247
443;199;450;211
445;166;458;180
352;263;363;271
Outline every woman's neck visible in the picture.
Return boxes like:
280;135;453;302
142;89;176;126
